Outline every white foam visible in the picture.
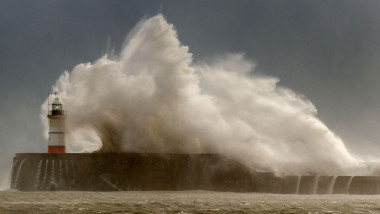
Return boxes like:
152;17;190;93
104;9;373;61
40;14;357;175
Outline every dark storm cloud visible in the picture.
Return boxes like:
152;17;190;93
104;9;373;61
1;0;380;176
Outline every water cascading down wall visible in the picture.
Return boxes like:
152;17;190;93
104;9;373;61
10;153;380;194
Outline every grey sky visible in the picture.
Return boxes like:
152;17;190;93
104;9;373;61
1;0;380;175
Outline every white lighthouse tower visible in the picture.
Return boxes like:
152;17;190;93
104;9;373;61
47;92;66;153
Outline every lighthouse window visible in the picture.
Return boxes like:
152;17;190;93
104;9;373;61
53;105;62;110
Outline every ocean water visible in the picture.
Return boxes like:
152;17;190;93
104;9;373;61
1;191;380;213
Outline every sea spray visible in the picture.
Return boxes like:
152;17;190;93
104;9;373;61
34;160;43;189
59;160;62;182
0;161;15;191
50;160;55;183
328;176;337;194
347;176;354;194
42;160;49;188
40;14;357;175
13;159;25;189
295;176;301;194
71;160;75;182
312;176;320;194
48;160;58;190
65;160;69;180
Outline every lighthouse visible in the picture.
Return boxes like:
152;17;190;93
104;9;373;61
47;92;66;153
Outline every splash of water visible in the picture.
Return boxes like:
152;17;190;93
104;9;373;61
295;176;301;194
328;176;337;194
347;176;354;194
59;160;62;182
65;160;69;180
312;176;320;194
42;160;49;188
40;14;357;175
34;160;43;189
13;159;25;189
71;160;76;181
50;160;55;183
0;162;15;191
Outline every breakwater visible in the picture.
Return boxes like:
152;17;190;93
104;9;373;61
11;153;256;191
10;153;380;194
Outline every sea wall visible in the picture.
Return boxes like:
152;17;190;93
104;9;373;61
10;153;380;194
11;153;259;192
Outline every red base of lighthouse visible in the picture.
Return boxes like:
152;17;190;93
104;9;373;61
48;146;66;153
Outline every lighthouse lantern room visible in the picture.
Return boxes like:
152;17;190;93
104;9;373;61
47;92;66;153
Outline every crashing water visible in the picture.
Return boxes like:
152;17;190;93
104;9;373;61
312;176;320;194
13;159;25;190
347;176;354;194
42;160;49;188
40;14;359;175
0;162;15;191
328;176;337;194
34;160;43;189
71;160;76;184
295;176;301;194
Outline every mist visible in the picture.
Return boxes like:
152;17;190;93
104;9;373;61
39;15;360;175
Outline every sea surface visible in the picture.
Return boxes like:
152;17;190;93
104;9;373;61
1;191;380;214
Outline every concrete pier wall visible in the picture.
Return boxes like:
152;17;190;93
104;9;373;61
10;153;380;194
11;153;259;192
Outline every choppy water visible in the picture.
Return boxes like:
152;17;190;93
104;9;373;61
1;191;380;213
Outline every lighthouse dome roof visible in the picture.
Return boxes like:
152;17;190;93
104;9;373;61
52;97;63;105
